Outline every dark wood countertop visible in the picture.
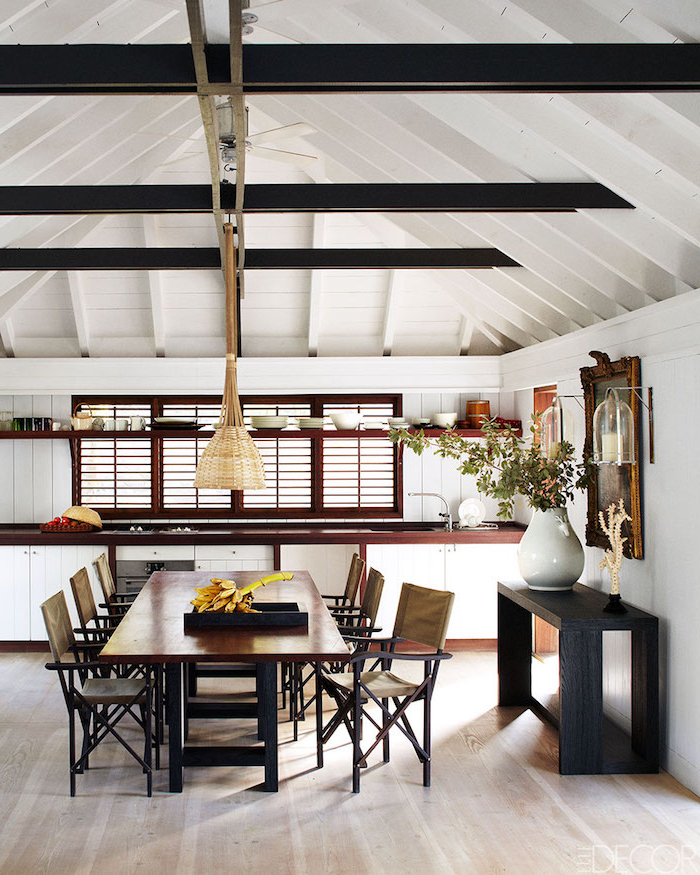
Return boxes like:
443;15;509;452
0;522;525;546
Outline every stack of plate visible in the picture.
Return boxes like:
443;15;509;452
297;417;325;430
250;415;288;430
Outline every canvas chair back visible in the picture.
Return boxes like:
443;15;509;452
344;552;365;605
93;553;116;600
70;567;98;628
392;583;455;650
360;568;384;626
41;591;77;663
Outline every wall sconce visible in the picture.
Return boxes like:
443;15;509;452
540;395;575;459
545;387;654;467
593;388;635;465
592;386;654;466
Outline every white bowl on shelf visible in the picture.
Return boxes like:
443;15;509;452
433;412;458;428
331;413;362;431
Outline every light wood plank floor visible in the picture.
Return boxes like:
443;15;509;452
1;652;699;875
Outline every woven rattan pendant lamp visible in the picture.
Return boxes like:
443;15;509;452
193;223;265;490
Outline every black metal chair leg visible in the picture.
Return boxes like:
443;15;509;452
423;693;431;787
68;691;76;797
352;666;362;793
382;697;390;763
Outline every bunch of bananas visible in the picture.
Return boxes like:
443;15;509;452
190;572;293;613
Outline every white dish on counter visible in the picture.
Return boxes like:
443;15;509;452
458;497;486;528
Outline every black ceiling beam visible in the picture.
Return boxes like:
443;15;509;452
0;248;519;270
0;183;632;215
0;44;697;95
0;249;222;270
229;183;632;212
0;44;699;94
245;249;520;269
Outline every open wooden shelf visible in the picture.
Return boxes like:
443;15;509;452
0;427;521;440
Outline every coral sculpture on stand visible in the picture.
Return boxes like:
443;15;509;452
599;499;632;613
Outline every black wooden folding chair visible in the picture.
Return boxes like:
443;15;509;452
41;591;158;797
321;582;454;792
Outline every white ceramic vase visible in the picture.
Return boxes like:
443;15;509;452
517;507;584;591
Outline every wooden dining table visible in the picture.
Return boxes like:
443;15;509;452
99;570;350;792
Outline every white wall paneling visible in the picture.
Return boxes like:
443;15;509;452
0;394;14;520
0;356;502;395
500;286;700;797
12;396;33;522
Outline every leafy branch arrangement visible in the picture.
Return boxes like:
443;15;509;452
389;418;594;520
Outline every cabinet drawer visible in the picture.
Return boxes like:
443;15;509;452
194;545;273;562
117;545;195;561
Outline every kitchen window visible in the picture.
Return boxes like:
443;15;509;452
72;395;402;519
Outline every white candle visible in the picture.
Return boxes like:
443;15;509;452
547;441;560;459
601;433;619;463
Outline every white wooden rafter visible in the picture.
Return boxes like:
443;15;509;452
142;216;166;357
307;212;325;356
458;316;475;356
381;268;400;356
66;272;90;357
0;320;16;358
252;92;653;331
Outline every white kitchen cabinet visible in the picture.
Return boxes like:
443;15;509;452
444;544;520;639
279;544;359;598
117;544;195;562
366;542;519;640
0;546;31;640
194;544;274;573
366;544;445;637
0;544;107;640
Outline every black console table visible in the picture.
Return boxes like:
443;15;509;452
497;581;659;775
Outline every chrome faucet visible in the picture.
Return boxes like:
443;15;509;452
408;492;453;532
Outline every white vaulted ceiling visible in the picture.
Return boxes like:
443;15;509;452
0;0;699;359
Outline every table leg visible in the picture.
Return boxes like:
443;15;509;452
315;663;323;770
166;662;184;792
631;626;659;771
559;629;603;774
257;662;278;792
498;593;532;705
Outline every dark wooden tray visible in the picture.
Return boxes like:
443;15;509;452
184;602;308;629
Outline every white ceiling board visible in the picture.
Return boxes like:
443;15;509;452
1;0;699;361
12;307;78;340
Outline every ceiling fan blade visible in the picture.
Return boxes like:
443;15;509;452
248;122;316;147
248;144;318;168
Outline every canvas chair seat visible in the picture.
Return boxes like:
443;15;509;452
81;677;148;706
331;669;419;699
